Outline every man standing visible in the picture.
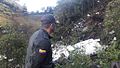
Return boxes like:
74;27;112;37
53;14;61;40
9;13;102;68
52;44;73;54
25;14;56;68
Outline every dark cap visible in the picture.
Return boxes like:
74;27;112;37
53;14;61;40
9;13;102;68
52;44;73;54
40;14;56;25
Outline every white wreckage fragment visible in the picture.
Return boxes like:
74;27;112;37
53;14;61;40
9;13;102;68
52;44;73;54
52;39;102;61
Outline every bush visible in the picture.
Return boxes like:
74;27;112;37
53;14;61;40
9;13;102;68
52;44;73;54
0;24;27;68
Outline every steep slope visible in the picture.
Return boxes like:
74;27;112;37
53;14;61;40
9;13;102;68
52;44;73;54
0;1;41;35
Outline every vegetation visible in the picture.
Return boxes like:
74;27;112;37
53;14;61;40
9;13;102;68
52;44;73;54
0;1;40;67
0;0;120;68
54;0;112;45
54;0;120;68
0;24;27;68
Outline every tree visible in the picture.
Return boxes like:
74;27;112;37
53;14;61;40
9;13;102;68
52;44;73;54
44;7;54;14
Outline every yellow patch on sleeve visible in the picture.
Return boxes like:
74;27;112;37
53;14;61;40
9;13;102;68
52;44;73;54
39;49;46;53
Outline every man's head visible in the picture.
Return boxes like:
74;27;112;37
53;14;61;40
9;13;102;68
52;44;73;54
40;14;56;35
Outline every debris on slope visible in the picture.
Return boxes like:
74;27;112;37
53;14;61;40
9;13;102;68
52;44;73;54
52;39;102;62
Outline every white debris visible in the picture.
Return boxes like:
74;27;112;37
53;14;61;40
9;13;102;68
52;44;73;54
82;27;88;32
74;39;101;54
96;12;100;14
52;46;69;62
3;55;7;59
109;30;115;34
67;45;75;51
8;59;14;62
87;14;91;17
56;20;60;24
52;39;102;61
113;37;117;41
0;55;2;61
2;30;7;33
97;0;100;3
20;24;23;26
0;55;7;61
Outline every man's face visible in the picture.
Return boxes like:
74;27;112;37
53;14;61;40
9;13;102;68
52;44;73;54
50;23;56;33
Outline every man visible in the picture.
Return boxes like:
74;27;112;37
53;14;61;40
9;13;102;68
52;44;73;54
25;14;56;68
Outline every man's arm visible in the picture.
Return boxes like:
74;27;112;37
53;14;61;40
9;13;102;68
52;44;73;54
31;40;50;68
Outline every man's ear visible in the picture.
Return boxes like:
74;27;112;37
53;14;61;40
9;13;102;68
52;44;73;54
50;24;53;28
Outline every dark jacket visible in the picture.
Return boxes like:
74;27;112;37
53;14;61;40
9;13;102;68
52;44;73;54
25;29;54;68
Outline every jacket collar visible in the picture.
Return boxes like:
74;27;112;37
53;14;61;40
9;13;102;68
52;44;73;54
41;29;52;39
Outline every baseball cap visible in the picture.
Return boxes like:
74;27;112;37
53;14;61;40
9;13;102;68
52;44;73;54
40;14;56;25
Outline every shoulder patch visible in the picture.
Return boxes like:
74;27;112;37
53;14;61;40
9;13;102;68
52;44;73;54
39;49;46;53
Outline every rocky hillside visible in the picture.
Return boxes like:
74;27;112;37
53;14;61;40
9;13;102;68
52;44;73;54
0;1;41;36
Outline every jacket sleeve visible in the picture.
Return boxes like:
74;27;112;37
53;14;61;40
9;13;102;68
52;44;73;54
31;40;51;68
